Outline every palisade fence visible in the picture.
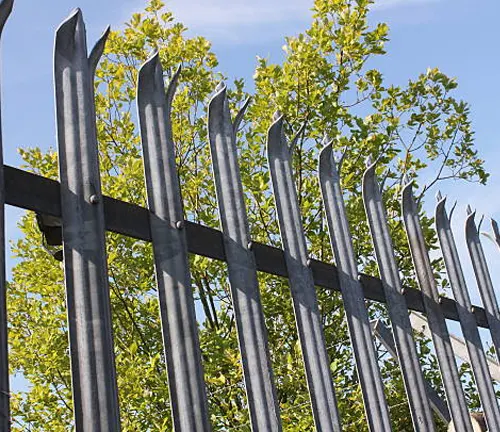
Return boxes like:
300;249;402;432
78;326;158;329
0;3;499;431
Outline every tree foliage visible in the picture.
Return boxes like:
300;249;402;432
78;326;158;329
9;0;488;430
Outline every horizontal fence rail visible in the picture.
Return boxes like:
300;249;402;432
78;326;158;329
4;164;494;329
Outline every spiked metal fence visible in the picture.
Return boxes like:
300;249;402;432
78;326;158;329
1;4;500;432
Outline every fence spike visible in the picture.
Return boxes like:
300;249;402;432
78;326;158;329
362;162;436;432
233;97;251;134
465;210;500;364
401;182;472;432
54;9;121;430
477;214;485;232
88;25;110;74
319;144;392;432
491;218;500;250
208;84;282;431
0;0;12;429
289;121;307;154
448;200;458;221
267;116;342;432
137;53;211;431
435;196;500;431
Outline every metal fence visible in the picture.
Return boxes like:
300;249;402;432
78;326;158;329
0;4;499;431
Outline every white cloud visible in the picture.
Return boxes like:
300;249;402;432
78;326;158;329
117;0;442;44
167;0;310;27
372;0;440;10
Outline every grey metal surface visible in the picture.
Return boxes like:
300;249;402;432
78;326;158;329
6;166;497;328
207;84;281;431
371;319;451;424
401;183;471;432
410;312;500;381
362;163;435;431
436;195;500;431
0;1;12;429
267;115;341;432
318;143;392;432
465;208;500;364
490;219;500;250
54;9;120;431
137;54;211;432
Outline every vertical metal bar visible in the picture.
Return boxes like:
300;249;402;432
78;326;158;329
362;163;435;431
208;84;281;431
137;54;211;432
401;183;471;432
0;1;12;429
371;319;451;424
318;144;392;432
267;115;341;432
436;195;500;431
465;209;500;364
54;10;120;431
410;312;500;380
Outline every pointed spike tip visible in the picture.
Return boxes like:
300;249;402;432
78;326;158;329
215;81;226;93
321;134;331;146
436;190;442;201
333;149;343;164
478;214;485;231
466;205;473;215
273;110;282;121
448;200;458;221
365;155;373;167
0;0;14;33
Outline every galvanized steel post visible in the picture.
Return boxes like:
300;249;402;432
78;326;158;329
54;10;120;431
371;319;451;424
318;143;392;432
267;115;341;432
362;163;435;432
401;183;471;432
436;195;500;431
465;208;500;364
137;54;211;432
0;1;12;429
208;84;281;431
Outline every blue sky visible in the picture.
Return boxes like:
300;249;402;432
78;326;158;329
3;0;500;351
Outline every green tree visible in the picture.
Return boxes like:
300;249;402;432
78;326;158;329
9;0;488;430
